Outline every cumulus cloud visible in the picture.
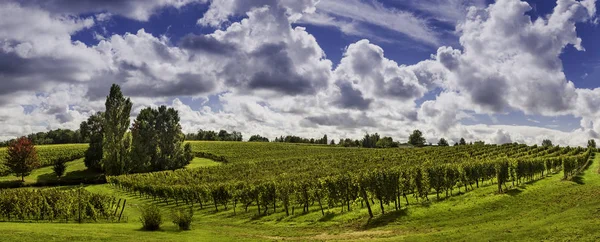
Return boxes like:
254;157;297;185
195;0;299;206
436;0;594;115
3;0;600;148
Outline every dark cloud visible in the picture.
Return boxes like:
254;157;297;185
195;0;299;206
86;62;215;99
0;50;85;101
333;80;372;110
123;73;215;97
306;113;377;128
222;42;327;96
384;77;425;100
179;34;238;55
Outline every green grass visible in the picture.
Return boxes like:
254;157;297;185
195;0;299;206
0;155;220;185
185;157;220;169
1;153;599;241
0;158;98;184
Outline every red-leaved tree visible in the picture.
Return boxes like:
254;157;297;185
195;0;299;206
6;137;39;182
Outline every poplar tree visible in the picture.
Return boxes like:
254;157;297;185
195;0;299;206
102;84;132;175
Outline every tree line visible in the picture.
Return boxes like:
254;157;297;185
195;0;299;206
0;129;86;147
185;130;242;141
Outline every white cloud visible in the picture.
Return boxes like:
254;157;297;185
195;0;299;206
2;0;600;148
301;0;440;46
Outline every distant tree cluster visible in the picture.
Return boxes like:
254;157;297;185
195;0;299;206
80;84;193;176
273;135;328;144
338;138;361;147
186;130;242;141
248;135;269;142
0;129;86;147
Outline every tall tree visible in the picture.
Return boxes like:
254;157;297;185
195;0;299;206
587;139;596;149
438;138;449;146
459;138;467;145
542;139;553;147
80;112;104;172
102;84;133;175
131;106;193;172
408;130;426;147
5;137;39;182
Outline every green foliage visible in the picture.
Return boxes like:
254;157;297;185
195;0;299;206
438;138;449;146
588;139;596;149
171;208;193;230
0;129;85;147
53;158;67;178
0;144;86;172
108;142;591;220
102;84;133;176
0;188;118;222
542;139;553;147
140;204;163;231
375;137;397;148
5;137;39;181
248;135;269;142
459;138;466;145
131;106;192;173
408;130;426;147
361;133;380;148
187;130;242;141
81;112;104;172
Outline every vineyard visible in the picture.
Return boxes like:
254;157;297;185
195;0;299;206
0;144;88;173
109;143;593;219
0;188;123;222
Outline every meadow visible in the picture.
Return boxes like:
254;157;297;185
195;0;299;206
0;141;599;241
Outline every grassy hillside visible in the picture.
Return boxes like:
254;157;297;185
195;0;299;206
0;153;598;241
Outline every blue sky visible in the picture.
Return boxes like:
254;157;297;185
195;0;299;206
0;0;599;145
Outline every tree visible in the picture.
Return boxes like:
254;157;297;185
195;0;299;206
587;139;596;149
131;106;193;172
102;84;133;175
438;138;449;146
362;133;380;148
542;139;553;147
376;137;397;148
53;158;67;178
408;130;426;147
5;137;39;182
459;138;466;145
330;140;335;145
249;135;269;142
80;112;104;172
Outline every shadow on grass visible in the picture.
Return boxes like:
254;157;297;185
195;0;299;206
363;209;407;229
505;188;523;196
571;175;585;185
317;211;336;222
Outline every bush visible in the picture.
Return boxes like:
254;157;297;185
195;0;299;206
53;158;67;178
140;204;162;231
172;208;193;230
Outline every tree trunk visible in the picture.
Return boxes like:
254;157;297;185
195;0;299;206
360;188;373;218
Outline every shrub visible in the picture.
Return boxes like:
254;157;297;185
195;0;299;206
172;208;193;230
53;158;67;178
140;204;162;231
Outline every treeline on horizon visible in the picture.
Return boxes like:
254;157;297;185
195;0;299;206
0;129;87;147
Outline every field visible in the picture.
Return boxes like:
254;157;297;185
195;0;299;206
0;141;599;241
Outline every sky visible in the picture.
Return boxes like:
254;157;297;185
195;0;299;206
0;0;599;146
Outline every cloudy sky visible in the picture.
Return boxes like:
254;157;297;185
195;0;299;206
1;0;599;146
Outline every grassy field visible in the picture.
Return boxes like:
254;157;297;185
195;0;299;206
0;157;219;186
1;150;598;241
